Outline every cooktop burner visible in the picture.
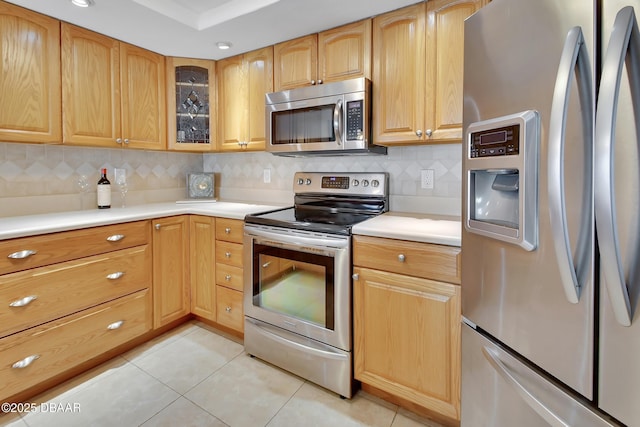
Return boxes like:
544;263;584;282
245;172;389;235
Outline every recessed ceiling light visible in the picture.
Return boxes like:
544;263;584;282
216;42;232;50
71;0;94;7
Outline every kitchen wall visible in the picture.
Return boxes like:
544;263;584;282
0;142;462;218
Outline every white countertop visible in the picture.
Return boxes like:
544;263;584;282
352;212;461;247
0;201;284;241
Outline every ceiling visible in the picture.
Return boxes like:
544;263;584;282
5;0;419;60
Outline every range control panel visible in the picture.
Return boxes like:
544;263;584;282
470;124;520;158
293;172;389;196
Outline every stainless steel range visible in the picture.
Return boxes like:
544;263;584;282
243;172;389;398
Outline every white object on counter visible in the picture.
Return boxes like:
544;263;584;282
352;212;461;247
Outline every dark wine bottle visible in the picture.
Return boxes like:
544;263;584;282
97;168;111;209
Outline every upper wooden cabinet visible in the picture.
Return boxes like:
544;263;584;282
373;0;486;146
0;2;61;144
217;46;273;152
274;19;371;91
62;23;166;150
167;57;217;152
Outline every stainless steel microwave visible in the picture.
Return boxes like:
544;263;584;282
265;77;386;156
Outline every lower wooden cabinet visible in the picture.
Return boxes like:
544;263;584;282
0;290;151;403
215;285;244;331
214;218;245;333
152;216;190;328
190;216;216;320
353;235;462;424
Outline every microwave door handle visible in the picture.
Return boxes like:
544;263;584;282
333;99;343;145
595;6;640;327
548;26;594;304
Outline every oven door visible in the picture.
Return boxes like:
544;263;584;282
243;224;351;351
266;95;344;154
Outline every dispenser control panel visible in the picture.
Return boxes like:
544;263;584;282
470;124;520;158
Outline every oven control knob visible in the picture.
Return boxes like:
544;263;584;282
362;179;370;187
352;179;360;187
306;179;312;185
298;178;304;185
371;179;380;188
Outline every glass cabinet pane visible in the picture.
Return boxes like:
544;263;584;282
175;65;211;144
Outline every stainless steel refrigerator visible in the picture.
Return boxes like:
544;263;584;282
461;0;640;425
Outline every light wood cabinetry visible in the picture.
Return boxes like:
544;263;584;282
274;19;371;91
152;216;190;328
353;235;462;424
214;218;245;333
372;0;485;146
190;215;216;320
61;23;166;150
217;46;273;151
0;2;61;144
0;221;152;404
167;57;217;152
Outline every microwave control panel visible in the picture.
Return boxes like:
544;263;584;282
346;100;364;140
469;124;520;158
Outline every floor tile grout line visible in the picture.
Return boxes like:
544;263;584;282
262;379;307;427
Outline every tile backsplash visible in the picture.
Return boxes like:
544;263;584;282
0;142;462;218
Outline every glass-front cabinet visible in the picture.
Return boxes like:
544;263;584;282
167;57;217;151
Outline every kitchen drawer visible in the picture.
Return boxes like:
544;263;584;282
215;218;244;244
216;263;243;292
216;285;243;332
0;220;150;275
0;245;151;338
215;241;243;269
0;289;151;403
353;235;461;284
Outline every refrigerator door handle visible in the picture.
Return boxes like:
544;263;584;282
548;26;594;304
595;6;640;327
482;346;571;427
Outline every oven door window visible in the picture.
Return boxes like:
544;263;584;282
251;243;334;329
271;104;336;144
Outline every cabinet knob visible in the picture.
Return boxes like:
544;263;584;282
225;306;232;313
225;252;232;258
317;79;323;84
106;234;125;242
155;224;161;230
225;227;231;234
416;130;423;138
425;129;433;137
9;295;38;307
398;254;406;263
352;273;359;281
116;138;123;144
7;249;37;259
107;320;124;330
310;80;316;85
225;274;232;281
124;138;130;144
12;354;40;369
106;272;125;280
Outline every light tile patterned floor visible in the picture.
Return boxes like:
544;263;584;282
0;321;445;427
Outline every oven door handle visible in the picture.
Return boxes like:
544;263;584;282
246;227;350;250
250;319;349;361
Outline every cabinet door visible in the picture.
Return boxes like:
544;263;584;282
425;0;485;143
167;57;216;152
372;3;426;145
0;2;60;143
318;19;372;83
246;46;273;150
217;54;248;151
120;43;167;150
61;24;121;147
273;34;318;91
152;216;190;327
190;216;216;320
354;266;461;422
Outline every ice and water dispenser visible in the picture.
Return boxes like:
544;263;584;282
465;110;539;251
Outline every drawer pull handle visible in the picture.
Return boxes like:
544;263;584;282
106;234;125;242
225;252;231;258
225;306;232;313
12;354;40;369
9;295;38;307
225;274;232;281
398;254;406;263
7;249;37;259
106;272;125;280
262;261;272;268
225;227;231;234
107;320;124;330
